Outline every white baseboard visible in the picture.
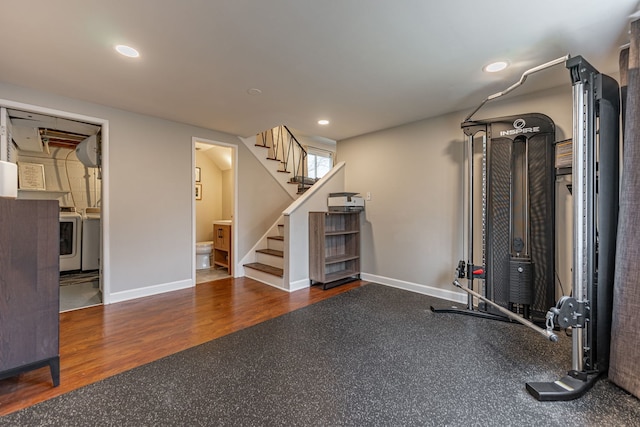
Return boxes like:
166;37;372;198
288;278;310;292
360;273;467;304
108;279;193;304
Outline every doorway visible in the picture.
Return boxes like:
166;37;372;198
0;101;109;311
193;138;237;284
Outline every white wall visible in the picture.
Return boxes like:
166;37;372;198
0;81;289;302
0;77;582;303
338;85;575;299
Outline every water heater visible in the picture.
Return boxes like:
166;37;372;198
75;135;99;168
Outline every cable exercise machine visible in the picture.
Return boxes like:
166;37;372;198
432;55;620;400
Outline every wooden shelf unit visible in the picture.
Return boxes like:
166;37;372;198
309;211;360;289
213;222;232;275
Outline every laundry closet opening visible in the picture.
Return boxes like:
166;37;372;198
3;106;105;312
193;139;236;285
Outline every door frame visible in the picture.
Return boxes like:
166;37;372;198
192;137;238;281
0;98;111;303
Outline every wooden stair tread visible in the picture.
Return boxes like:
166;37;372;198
267;235;284;241
289;176;318;185
244;262;283;277
256;248;284;258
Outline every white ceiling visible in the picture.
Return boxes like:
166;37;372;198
0;1;638;141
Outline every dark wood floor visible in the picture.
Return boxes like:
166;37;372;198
0;277;365;416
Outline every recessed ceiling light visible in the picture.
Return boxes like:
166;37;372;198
318;119;329;125
115;45;140;58
247;88;262;96
483;61;509;73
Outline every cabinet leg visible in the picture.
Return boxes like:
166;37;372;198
49;356;60;387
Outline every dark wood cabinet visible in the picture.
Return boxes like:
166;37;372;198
309;211;360;289
0;198;60;386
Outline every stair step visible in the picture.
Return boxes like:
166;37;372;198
256;248;283;258
267;234;284;251
244;262;283;277
289;176;318;185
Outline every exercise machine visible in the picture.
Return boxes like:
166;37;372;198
458;113;556;325
434;55;620;401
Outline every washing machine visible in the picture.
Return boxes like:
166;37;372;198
60;207;82;272
81;207;101;271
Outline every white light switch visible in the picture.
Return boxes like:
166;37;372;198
366;192;371;201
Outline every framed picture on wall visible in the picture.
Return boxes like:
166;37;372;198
195;167;201;182
195;183;202;200
17;162;46;190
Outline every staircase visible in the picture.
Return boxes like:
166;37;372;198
247;126;318;196
239;162;348;292
240;127;315;288
239;127;343;291
243;222;286;288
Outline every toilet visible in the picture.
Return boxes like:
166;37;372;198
195;241;213;270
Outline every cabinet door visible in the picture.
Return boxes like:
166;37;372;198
222;226;230;250
214;224;230;251
214;225;223;249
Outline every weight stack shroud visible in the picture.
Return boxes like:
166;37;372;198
484;114;556;323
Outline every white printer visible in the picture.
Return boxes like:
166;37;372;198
328;192;365;212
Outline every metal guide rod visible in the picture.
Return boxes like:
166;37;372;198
482;134;488;299
464;55;571;123
572;82;587;372
524;142;530;256
467;133;474;310
453;279;559;342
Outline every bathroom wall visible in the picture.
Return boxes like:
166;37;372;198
195;150;222;242
17;146;100;209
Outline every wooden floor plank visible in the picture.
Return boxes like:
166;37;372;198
0;277;365;416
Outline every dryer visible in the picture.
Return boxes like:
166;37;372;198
60;208;82;272
81;207;100;271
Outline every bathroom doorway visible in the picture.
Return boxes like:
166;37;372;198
193;138;237;285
